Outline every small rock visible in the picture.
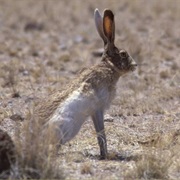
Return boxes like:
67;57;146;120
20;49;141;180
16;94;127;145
24;22;44;32
92;48;104;57
104;114;114;122
31;51;39;57
10;114;24;121
12;92;20;98
59;53;70;62
74;35;84;43
59;43;67;50
22;70;29;76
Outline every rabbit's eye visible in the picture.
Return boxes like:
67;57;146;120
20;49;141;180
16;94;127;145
120;50;127;58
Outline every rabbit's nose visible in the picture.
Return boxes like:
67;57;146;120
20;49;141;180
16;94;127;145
129;57;137;66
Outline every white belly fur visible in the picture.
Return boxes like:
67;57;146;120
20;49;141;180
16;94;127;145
47;83;112;144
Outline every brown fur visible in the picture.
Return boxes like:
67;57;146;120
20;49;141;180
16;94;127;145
35;59;120;123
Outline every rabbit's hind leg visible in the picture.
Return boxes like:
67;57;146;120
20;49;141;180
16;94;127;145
59;117;84;144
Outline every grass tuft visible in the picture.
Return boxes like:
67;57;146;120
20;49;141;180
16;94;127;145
81;162;93;175
135;151;171;179
5;109;65;179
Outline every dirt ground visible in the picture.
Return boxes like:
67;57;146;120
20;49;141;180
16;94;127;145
0;0;180;179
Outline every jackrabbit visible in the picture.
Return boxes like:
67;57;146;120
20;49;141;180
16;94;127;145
36;9;137;159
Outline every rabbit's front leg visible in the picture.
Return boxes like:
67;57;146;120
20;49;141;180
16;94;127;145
92;110;107;159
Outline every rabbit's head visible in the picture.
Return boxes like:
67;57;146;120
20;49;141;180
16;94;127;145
94;9;137;73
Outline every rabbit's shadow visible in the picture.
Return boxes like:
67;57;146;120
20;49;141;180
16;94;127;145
83;151;140;162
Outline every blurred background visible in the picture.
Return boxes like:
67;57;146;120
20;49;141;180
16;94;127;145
0;0;179;179
0;0;179;115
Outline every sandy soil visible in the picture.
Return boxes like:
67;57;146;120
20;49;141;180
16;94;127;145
0;0;179;179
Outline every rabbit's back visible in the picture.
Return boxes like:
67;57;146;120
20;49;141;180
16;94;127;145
36;62;118;124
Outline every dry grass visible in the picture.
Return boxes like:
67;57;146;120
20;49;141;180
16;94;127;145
0;0;179;179
11;111;64;179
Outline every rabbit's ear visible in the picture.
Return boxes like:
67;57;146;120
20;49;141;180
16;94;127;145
94;8;107;45
103;9;115;44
